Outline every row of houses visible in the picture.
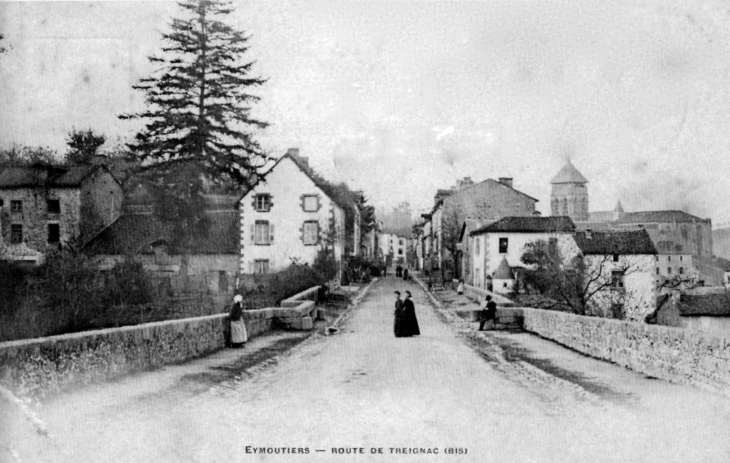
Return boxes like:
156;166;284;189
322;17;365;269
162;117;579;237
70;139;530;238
0;149;366;295
412;162;729;326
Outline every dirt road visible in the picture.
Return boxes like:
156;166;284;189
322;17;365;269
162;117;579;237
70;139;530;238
6;276;730;463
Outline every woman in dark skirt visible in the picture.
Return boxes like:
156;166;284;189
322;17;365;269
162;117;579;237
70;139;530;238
394;291;407;337
402;291;420;336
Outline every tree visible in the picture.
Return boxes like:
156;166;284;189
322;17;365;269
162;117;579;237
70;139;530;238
120;0;270;220
0;145;59;167
65;128;106;164
521;239;646;318
440;203;463;279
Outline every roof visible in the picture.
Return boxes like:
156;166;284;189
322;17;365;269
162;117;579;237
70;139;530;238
678;294;730;317
550;161;588;184
84;211;240;255
471;216;575;235
459;219;489;241
616;210;707;224
240;152;351;211
441;178;539;207
573;229;657;255
0;164;116;189
493;257;514;279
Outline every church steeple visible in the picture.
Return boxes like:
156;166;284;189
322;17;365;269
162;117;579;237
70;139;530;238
550;161;589;221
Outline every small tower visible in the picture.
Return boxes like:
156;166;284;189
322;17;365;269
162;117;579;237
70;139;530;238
550;161;589;222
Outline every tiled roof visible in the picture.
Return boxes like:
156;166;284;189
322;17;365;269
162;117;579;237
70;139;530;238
493;257;513;279
84;211;240;255
678;294;730;317
573;229;657;255
0;164;111;188
471;216;575;235
616;210;706;224
550;162;588;184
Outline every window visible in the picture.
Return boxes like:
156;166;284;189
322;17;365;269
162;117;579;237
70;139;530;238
48;223;60;243
303;221;319;245
10;200;22;213
611;270;624;289
254;259;270;274
254;221;270;245
255;194;271;212
656;268;660;275
613;254;619;262
499;238;508;254
679;256;683;261
667;256;671;262
0;199;3;207
679;267;684;275
655;255;659;261
10;224;22;243
667;267;672;274
47;199;60;213
302;195;319;212
474;236;480;255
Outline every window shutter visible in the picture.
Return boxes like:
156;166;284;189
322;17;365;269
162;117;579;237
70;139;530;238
270;224;275;243
250;224;255;243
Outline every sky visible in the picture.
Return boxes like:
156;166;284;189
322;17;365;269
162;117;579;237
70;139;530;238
2;0;730;225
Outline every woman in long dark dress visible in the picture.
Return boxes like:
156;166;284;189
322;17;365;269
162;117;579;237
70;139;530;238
402;291;420;336
394;291;407;337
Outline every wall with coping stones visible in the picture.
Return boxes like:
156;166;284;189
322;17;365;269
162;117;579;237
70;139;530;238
0;284;328;399
520;307;730;395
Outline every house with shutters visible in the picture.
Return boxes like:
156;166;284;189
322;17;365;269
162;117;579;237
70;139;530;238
238;149;347;275
0;164;123;264
468;216;576;288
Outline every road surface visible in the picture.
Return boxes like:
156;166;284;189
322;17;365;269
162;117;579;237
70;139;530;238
4;276;730;463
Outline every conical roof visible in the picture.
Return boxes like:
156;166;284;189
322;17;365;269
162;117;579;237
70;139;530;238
550;161;588;184
615;200;624;213
493;257;514;280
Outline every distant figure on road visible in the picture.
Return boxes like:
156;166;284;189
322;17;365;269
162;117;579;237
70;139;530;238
396;265;403;277
457;279;465;295
394;291;406;337
403;268;409;281
478;295;497;331
229;294;248;348
401;291;420;336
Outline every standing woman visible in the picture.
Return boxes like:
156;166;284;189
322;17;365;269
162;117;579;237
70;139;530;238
402;291;420;336
394;291;406;337
229;294;248;348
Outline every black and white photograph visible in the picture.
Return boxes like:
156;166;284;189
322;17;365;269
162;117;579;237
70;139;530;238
1;1;730;461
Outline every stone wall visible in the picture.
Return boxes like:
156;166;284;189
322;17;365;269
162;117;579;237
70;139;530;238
520;307;730;395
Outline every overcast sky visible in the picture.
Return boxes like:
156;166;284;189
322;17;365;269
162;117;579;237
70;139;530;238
1;0;730;224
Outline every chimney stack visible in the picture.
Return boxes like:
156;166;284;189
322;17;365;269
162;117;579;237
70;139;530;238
287;147;299;157
499;177;513;189
585;228;592;240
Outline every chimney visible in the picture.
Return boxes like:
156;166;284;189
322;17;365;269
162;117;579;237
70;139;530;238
585;228;592;240
456;177;474;190
499;177;513;188
434;189;454;206
287;147;300;157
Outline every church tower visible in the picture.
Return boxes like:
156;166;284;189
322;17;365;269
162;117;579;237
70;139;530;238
550;161;589;221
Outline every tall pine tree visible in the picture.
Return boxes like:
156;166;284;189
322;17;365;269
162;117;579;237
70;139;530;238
121;0;269;224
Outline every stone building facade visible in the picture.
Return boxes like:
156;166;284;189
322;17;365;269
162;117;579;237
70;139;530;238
238;150;346;275
550;161;589;222
0;165;122;263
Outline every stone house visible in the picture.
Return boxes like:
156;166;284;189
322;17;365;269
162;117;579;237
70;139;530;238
238;149;348;276
0;164;123;264
572;230;658;321
654;290;730;335
422;176;539;276
456;218;488;285
378;232;409;265
84;210;240;296
468;216;576;288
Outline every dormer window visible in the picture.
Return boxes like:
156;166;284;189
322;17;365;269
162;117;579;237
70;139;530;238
255;194;271;212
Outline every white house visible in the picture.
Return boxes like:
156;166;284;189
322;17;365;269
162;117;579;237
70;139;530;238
468;216;576;288
378;232;409;265
238;150;346;275
572;229;658;321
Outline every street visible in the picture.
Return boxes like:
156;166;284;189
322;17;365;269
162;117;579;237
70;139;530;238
6;276;730;463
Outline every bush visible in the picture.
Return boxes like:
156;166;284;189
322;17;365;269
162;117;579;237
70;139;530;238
240;264;327;309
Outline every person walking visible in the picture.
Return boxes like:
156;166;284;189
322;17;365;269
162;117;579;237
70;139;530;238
402;290;420;336
457;279;465;295
478;295;497;331
229;294;248;348
393;291;407;337
403;268;409;281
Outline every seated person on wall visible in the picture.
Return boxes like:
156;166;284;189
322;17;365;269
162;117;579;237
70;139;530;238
317;284;329;305
478;295;497;331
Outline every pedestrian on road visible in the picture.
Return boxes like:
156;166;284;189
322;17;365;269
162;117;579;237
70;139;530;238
478;295;497;331
457;279;465;295
402;290;420;336
403;268;409;281
396;264;403;277
229;294;248;348
393;291;407;337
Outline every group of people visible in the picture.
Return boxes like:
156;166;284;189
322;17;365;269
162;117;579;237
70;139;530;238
393;290;420;337
394;265;410;280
